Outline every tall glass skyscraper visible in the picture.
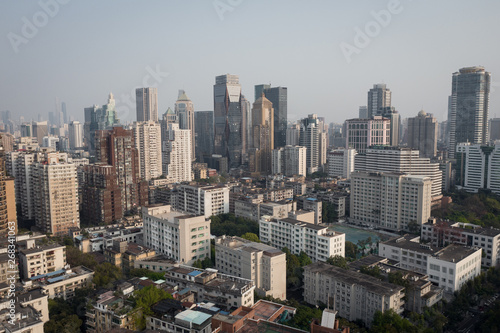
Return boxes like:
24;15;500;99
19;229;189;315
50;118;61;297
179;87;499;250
367;84;391;118
264;86;287;149
214;74;245;168
194;111;214;162
448;66;490;158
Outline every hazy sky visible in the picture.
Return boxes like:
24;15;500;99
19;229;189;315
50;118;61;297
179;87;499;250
1;0;499;125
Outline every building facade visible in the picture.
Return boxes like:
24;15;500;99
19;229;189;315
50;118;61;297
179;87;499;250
345;117;391;154
175;91;195;160
133;121;162;181
407;111;438;158
327;148;356;179
174;184;229;218
136;87;158;122
163;123;192;183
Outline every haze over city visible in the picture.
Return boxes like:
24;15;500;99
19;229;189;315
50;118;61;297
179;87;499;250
1;0;500;123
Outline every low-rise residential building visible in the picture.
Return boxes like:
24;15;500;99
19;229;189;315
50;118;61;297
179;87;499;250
28;265;94;299
234;199;294;222
134;255;177;273
379;235;482;293
143;205;211;265
104;241;156;272
86;290;141;333
75;226;143;253
260;217;345;262
303;262;405;326
19;244;66;279
163;265;255;310
148;308;212;333
421;218;500;267
215;236;286;300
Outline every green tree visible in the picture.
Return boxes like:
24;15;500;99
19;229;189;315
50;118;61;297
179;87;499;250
326;255;348;269
345;241;357;260
93;262;123;288
133;285;172;315
129;268;165;280
371;309;417;333
241;232;260;243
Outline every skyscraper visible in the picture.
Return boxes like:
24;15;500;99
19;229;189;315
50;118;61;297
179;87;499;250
345;117;391;153
61;102;67;124
84;94;120;152
163;123;192;183
133;121;162;181
175;91;195;160
448;66;491;158
490;118;500;142
214;74;245;169
254;84;270;102
263;86;287;148
68;120;83;149
136;87;158;122
299;114;325;174
249;94;274;174
367;84;391;117
379;106;400;146
407;111;438;158
194;111;214;162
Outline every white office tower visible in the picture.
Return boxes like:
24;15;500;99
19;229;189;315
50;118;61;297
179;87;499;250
456;142;500;194
162;123;192;183
175;91;195;161
355;146;442;203
68;120;83;149
350;171;432;231
133;121;162;181
272;145;307;176
327;148;357;179
32;153;79;236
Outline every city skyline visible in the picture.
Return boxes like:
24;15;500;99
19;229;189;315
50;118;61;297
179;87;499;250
1;1;499;124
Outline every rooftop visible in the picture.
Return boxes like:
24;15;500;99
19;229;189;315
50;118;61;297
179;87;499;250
305;262;405;297
433;244;481;263
176;309;211;326
381;235;438;255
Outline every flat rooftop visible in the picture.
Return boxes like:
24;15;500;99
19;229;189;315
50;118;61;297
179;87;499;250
381;235;438;255
434;244;480;263
305;262;404;297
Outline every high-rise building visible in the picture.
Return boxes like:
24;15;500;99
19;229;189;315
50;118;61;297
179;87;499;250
263;86;287;148
214;74;245;168
32;153;80;236
358;106;368;118
143;205;211;265
162;123;192;183
489;118;500;142
95;127;147;213
407;111;438;158
175;91;195;160
241;95;251;161
345;116;391;153
378;106;400;146
136;87;158;122
194;111;214;162
174;184;229;218
81;164;122;225
367;83;391;117
327;148;357;179
351;171;432;231
20;123;32;138
448;67;491;158
32;121;48;145
84;94;120;152
355;146;442;202
0;148;17;238
160;107;178;144
68;120;83;149
133;121;162;181
254;84;270;101
299;114;328;174
215;236;286;300
286;123;300;146
456;142;500;195
271;145;307;176
249;94;274;174
61;102;67;124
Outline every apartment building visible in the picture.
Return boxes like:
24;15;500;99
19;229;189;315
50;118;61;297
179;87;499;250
379;235;482;292
163;123;192;183
133;121;162;180
32;154;80;236
19;244;66;279
421;218;500;267
259;217;345;262
175;184;229;218
148;308;212;333
215;236;286;300
327;148;357;179
86;290;141;333
234;199;294;222
163;265;255;310
303;262;405;326
143;205;211;265
350;171;432;232
271;145;307;176
29;265;94;299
